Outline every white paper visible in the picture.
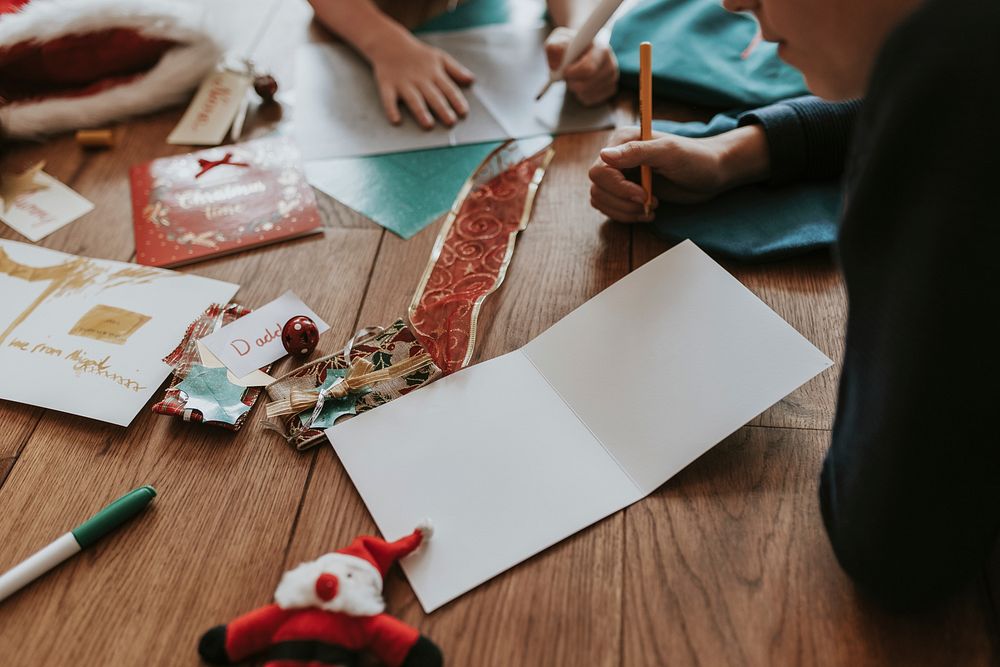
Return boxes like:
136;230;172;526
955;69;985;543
522;240;834;492
295;25;615;160
201;290;329;378
0;171;93;242
421;27;610;138
328;241;832;612
0;240;238;426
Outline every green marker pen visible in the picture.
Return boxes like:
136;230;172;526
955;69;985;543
0;485;157;603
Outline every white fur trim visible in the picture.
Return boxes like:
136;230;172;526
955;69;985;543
0;0;223;138
415;519;434;541
274;553;386;617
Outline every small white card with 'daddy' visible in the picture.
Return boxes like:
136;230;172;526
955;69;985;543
327;240;833;612
0;240;238;426
200;290;329;379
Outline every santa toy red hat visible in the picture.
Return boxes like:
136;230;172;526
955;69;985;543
0;0;221;138
338;521;434;579
273;521;434;616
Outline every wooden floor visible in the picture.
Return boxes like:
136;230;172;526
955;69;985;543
0;1;997;665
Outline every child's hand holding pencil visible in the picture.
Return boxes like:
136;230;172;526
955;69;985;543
588;125;771;222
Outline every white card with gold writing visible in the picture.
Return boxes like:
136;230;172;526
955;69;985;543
167;69;251;146
0;240;238;426
0;171;94;242
201;290;329;378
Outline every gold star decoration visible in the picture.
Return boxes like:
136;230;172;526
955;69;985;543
0;161;48;213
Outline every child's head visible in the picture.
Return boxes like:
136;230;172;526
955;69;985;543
723;0;922;99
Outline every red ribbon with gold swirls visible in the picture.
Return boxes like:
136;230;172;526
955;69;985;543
408;137;554;374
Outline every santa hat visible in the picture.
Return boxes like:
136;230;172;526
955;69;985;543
337;521;434;579
273;521;434;613
0;0;221;139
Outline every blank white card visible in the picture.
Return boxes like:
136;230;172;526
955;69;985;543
328;240;832;612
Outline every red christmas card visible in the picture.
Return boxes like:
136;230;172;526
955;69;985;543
130;136;322;267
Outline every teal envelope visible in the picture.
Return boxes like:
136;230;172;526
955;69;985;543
647;115;840;261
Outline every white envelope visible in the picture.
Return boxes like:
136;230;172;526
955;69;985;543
327;241;833;612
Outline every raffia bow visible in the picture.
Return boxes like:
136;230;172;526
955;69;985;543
264;351;433;420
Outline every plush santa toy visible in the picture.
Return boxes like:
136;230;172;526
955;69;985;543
198;523;442;667
0;0;220;138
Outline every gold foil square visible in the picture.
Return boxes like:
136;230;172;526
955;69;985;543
69;304;151;345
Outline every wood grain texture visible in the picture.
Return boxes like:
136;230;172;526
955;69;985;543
0;0;996;664
621;425;997;667
0;457;14;487
0;405;43;459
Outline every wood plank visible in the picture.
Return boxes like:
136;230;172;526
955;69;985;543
621;425;998;666
0;405;42;459
285;129;629;667
632;233;845;431
0;457;13;487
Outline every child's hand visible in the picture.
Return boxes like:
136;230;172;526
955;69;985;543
544;27;619;106
368;34;475;129
589;125;770;222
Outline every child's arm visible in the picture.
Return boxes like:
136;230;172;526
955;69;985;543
307;0;474;129
544;0;619;106
588;96;860;222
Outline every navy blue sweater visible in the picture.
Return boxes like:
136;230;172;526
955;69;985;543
738;0;999;606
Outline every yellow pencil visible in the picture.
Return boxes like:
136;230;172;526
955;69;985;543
639;41;653;217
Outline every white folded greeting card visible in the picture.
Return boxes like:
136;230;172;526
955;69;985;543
0;240;238;426
327;240;833;612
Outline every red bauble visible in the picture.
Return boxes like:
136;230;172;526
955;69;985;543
253;74;278;103
282;316;319;356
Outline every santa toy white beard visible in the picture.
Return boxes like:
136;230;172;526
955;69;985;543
274;553;387;617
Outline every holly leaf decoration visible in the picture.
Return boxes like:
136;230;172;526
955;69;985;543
176;364;251;425
370;351;392;370
299;368;360;429
405;368;431;387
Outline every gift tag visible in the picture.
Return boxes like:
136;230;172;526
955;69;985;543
200;291;329;378
167;69;252;146
0;163;94;241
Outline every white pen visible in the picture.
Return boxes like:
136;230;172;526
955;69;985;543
0;486;156;603
536;0;627;100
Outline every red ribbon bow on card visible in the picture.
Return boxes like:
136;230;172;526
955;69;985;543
195;152;250;178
